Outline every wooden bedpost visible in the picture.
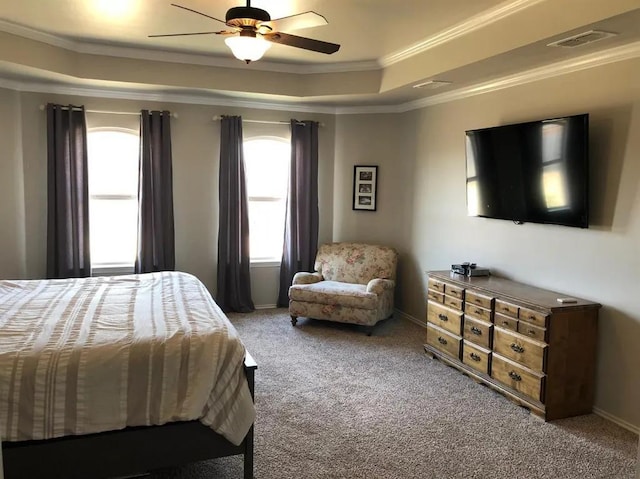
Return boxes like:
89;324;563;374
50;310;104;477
243;353;258;479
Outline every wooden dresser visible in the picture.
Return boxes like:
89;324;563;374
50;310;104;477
424;270;600;420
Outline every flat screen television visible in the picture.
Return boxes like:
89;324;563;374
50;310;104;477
465;113;589;228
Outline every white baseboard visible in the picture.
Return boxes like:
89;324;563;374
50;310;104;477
394;308;425;327
255;304;278;310
593;407;640;436
394;309;639;436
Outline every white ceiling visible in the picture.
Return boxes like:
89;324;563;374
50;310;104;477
0;0;639;110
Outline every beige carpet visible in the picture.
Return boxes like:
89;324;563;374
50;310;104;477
153;309;638;479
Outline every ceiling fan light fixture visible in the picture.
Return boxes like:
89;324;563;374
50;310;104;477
224;35;271;63
150;3;339;61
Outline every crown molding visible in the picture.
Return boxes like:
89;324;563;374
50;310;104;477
78;42;379;74
2;79;338;114
334;103;405;115
0;18;76;50
86;42;277;72
395;39;640;113
0;19;379;75
0;77;22;92
379;0;547;68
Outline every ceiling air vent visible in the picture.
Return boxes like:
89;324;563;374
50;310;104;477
547;30;617;48
413;80;452;89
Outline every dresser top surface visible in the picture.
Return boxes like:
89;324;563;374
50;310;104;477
428;271;601;311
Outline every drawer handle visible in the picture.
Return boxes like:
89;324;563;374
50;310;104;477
528;315;537;321
469;353;481;362
437;337;448;345
470;327;482;335
510;343;525;353
508;371;522;381
501;320;510;326
527;329;536;336
474;309;483;315
474;299;482;304
438;313;448;322
501;306;510;312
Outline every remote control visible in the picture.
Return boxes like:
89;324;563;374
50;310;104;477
556;297;577;304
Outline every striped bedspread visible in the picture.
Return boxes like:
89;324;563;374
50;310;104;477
0;271;255;446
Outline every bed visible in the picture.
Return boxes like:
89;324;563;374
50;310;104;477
0;271;256;479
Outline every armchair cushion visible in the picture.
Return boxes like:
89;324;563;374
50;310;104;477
292;271;323;285
289;281;378;310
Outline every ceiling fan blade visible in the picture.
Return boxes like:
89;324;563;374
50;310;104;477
170;3;227;25
260;11;328;33
148;31;226;38
263;32;340;54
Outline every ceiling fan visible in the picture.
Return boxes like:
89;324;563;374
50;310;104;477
150;1;341;63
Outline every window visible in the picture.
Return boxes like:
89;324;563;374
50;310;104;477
87;129;139;273
244;137;290;262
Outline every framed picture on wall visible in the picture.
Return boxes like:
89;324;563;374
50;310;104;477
353;165;378;211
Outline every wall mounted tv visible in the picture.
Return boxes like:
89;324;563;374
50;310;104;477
465;113;589;228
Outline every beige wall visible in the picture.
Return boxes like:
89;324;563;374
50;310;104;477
332;113;418;306
0;88;26;278
1;92;335;304
0;55;638;431
335;59;640;428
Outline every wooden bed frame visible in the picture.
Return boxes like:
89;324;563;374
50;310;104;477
2;353;257;479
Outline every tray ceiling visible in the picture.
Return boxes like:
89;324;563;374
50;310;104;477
0;0;639;110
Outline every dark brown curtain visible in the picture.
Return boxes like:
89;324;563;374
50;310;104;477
277;120;319;307
46;103;91;279
216;116;255;313
135;110;175;273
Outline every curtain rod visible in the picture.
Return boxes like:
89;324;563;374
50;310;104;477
211;116;324;127
39;105;178;118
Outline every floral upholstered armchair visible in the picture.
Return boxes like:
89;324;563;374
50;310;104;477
288;243;398;334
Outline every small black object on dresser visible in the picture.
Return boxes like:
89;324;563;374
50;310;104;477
451;262;490;277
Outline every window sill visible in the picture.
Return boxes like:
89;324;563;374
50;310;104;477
250;260;281;268
92;265;135;276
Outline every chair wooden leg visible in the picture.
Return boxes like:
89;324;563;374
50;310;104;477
291;316;298;326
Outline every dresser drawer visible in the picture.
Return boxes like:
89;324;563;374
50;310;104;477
465;302;492;323
445;283;465;300
495;299;519;318
462;342;491;375
428;278;445;293
492;354;544;402
463;316;493;349
427;301;463;336
426;323;462;360
465;290;493;310
427;290;444;303
443;295;463;311
494;313;518;332
493;327;547;372
517;321;547;343
519;306;549;328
